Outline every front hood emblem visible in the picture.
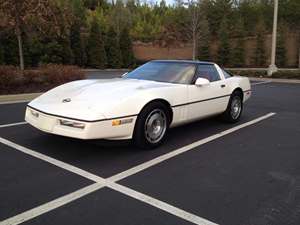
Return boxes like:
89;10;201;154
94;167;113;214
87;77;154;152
62;98;71;103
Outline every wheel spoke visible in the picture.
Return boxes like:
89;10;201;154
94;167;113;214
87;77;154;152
144;109;167;144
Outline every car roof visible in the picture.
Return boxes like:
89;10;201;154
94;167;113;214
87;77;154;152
150;60;215;65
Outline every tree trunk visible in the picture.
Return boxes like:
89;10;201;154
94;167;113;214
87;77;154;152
14;1;24;71
192;31;196;60
16;28;24;71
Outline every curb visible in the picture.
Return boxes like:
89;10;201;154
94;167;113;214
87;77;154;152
248;77;300;84
0;93;43;104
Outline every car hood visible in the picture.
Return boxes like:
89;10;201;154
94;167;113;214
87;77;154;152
28;78;175;121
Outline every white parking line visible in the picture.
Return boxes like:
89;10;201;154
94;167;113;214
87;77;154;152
0;122;27;128
251;81;272;86
0;183;105;225
0;137;217;225
0;137;106;184
109;112;276;182
0;113;276;225
107;182;216;225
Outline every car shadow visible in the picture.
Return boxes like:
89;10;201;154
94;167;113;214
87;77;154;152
0;108;265;177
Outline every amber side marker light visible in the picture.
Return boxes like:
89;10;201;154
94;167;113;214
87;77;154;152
112;118;133;126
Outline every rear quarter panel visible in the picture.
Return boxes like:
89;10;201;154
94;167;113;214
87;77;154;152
225;76;251;102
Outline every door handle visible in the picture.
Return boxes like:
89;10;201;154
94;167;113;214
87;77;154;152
221;84;226;88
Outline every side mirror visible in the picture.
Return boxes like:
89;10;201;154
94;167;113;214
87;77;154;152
195;77;210;86
121;72;128;77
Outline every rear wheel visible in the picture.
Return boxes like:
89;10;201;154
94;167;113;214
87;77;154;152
222;91;243;123
133;102;170;149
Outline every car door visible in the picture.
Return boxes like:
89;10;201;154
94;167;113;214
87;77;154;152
187;64;230;121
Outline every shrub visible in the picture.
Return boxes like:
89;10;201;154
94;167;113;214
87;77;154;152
226;69;267;77
0;66;22;90
39;64;85;85
226;69;300;79
272;70;300;79
0;64;85;94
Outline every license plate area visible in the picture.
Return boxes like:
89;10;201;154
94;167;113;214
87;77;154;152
38;114;56;132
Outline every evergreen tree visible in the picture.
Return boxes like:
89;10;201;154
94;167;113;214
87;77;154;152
120;27;135;68
41;38;73;64
231;19;245;67
3;32;18;66
0;42;4;65
87;18;107;68
70;22;84;66
217;17;231;66
276;25;286;67
105;26;122;68
253;19;266;67
60;37;74;64
197;16;210;61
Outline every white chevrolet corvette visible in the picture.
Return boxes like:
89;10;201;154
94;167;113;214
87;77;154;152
25;60;251;148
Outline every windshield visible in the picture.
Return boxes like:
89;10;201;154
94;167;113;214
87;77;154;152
124;62;196;84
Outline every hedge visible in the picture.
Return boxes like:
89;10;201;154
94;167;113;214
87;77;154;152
0;64;85;95
226;69;300;79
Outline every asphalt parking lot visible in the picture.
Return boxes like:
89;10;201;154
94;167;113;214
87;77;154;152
1;76;300;225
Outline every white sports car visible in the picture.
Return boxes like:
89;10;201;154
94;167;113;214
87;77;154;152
25;60;251;148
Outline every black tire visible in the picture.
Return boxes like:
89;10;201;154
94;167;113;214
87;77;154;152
133;102;170;149
222;91;243;123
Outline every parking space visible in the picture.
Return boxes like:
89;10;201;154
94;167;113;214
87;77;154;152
120;114;300;225
0;143;92;220
1;80;300;225
21;187;193;225
0;102;28;125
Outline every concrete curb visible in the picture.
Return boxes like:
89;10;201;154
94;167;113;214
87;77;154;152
248;77;300;84
0;93;42;104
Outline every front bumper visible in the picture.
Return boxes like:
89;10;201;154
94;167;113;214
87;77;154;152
25;107;137;140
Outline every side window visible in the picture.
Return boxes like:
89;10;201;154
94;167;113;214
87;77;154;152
195;65;220;82
223;69;233;79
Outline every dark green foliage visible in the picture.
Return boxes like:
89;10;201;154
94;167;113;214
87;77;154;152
40;38;73;65
276;26;286;67
83;0;108;10
70;22;86;66
253;32;266;67
231;19;245;67
2;32;18;66
23;36;43;67
61;38;74;64
253;18;266;67
197;17;210;61
217;18;231;66
87;18;107;68
105;26;122;68
231;39;245;67
0;42;4;65
120;27;135;68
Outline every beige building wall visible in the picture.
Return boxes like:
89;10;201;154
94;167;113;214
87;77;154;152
133;33;299;67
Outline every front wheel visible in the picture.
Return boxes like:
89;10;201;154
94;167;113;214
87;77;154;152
133;102;170;149
222;92;243;123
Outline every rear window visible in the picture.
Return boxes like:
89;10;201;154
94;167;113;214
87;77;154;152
223;70;233;78
194;65;220;82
